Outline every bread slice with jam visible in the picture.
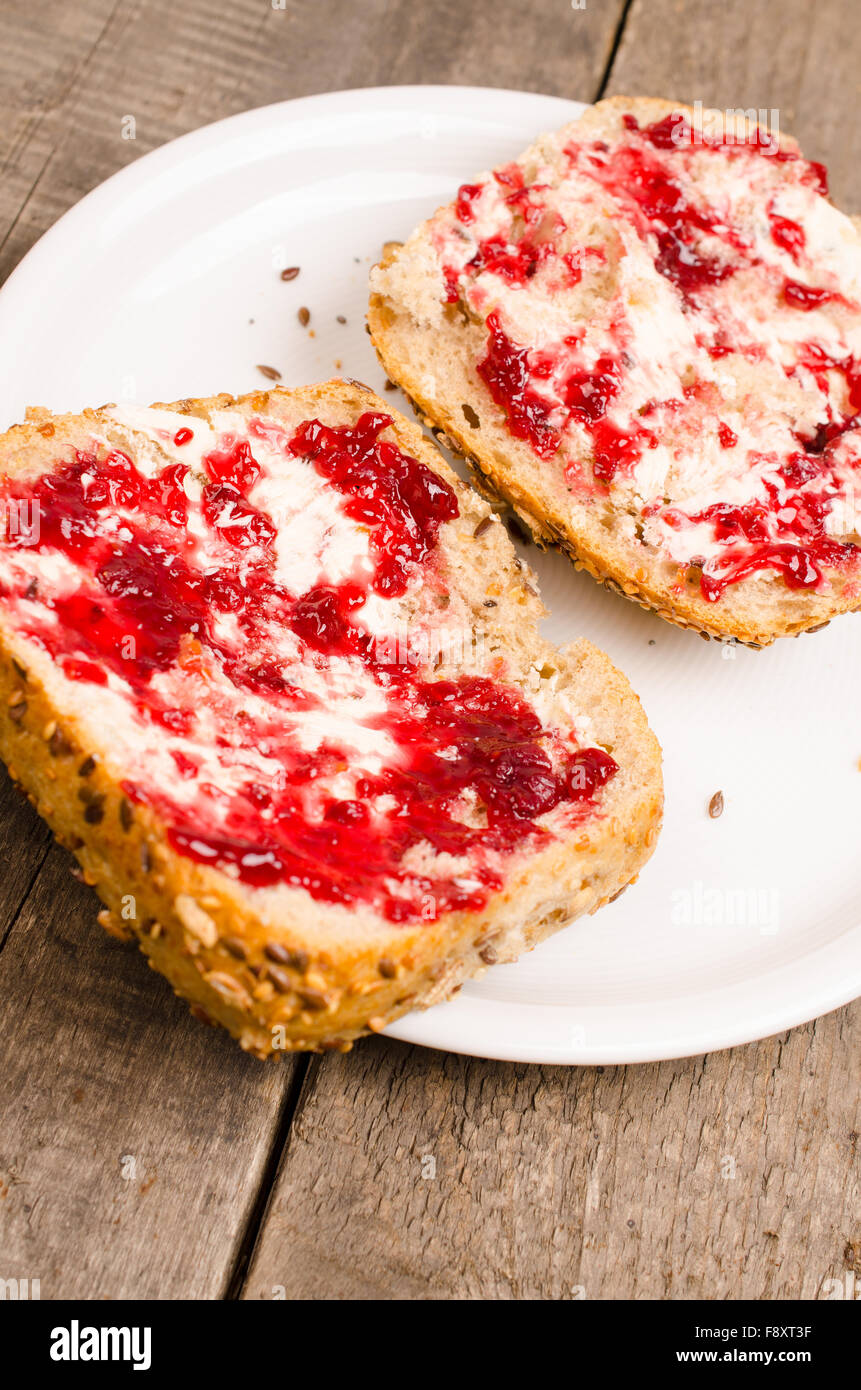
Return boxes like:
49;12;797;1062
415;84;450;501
0;382;662;1054
368;97;861;645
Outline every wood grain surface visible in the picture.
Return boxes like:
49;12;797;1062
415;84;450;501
0;822;303;1300
244;1027;860;1300
0;0;858;1301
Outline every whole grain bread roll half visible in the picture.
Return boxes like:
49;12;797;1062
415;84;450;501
0;382;662;1054
369;96;861;647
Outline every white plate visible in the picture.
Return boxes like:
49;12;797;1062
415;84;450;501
1;86;859;1064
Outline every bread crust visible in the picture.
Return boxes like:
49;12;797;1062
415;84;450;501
367;96;861;648
0;382;663;1055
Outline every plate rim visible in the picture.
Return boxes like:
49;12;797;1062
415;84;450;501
386;952;861;1065
0;83;585;344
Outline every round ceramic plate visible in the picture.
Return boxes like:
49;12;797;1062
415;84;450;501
0;86;859;1064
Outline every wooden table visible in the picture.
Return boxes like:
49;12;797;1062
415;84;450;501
1;0;858;1301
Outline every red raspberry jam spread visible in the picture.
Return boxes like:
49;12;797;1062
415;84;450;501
0;407;616;922
427;108;861;603
477;311;559;458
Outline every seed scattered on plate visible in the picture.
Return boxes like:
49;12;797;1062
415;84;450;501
281;266;300;281
256;364;281;381
298;306;310;326
336;314;347;324
708;790;724;818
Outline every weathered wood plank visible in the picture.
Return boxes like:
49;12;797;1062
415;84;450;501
607;0;861;208
0;768;52;946
243;1016;860;1300
0;841;299;1300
